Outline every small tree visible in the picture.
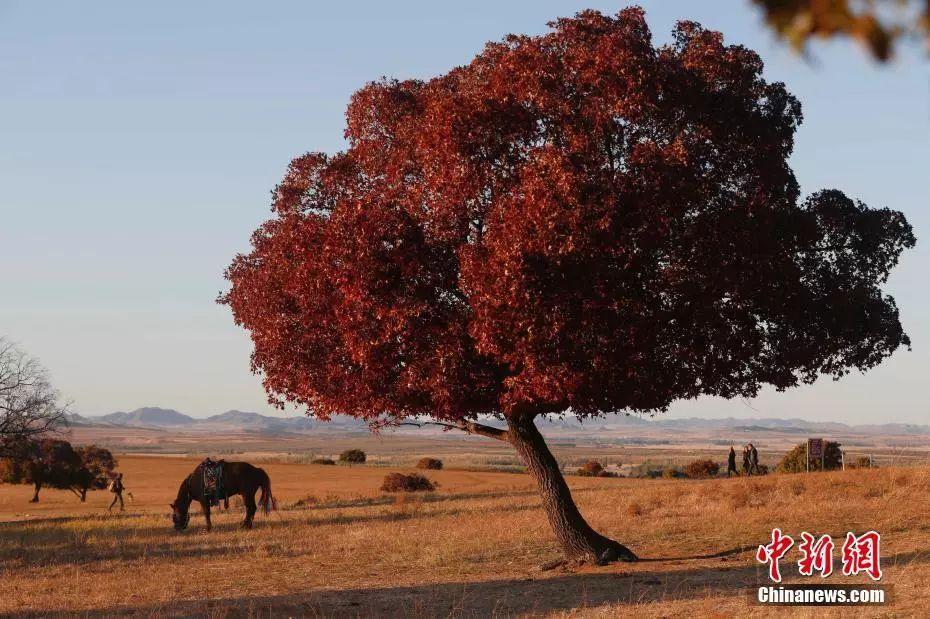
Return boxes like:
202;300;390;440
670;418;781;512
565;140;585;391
0;439;83;502
577;460;605;477
339;449;366;464
777;441;843;473
0;440;115;502
73;445;118;501
223;9;913;565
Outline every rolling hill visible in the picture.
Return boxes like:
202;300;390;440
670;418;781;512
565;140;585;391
78;407;930;437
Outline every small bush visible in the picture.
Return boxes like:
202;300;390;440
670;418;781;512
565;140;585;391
339;449;367;464
777;441;842;473
683;459;720;479
311;458;335;465
416;457;443;470
661;467;682;479
381;472;436;492
576;460;604;477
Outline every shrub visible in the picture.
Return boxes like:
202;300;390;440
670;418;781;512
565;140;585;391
777;441;842;473
576;460;604;477
661;467;682;479
339;449;366;464
311;458;335;465
683;459;720;479
416;457;443;470
380;472;436;492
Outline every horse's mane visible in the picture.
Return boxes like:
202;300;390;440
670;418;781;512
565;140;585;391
174;474;193;506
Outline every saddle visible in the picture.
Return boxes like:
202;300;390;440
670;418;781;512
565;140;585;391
200;458;224;507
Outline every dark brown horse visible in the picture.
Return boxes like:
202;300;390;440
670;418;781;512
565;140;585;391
170;460;275;531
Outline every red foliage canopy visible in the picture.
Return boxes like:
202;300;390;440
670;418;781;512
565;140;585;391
223;9;913;428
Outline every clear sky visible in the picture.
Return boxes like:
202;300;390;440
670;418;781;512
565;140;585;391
1;1;927;423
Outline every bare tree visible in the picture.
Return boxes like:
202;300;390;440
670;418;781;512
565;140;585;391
0;338;68;455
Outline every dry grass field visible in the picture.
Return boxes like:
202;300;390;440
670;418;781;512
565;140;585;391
0;455;927;617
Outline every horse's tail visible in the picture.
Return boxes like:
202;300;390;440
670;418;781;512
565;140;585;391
258;468;276;515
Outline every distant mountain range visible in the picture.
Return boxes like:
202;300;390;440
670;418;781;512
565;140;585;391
538;414;930;436
65;407;930;437
68;407;319;433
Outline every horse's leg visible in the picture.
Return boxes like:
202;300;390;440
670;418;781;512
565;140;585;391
202;500;212;531
243;491;256;529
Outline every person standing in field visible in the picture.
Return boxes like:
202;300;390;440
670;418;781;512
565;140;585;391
727;446;738;477
108;472;125;512
749;443;760;475
742;445;752;475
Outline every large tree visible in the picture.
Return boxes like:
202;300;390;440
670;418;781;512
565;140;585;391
222;8;914;564
0;338;68;455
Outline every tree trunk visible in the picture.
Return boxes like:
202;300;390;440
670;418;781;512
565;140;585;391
507;417;637;565
30;482;40;503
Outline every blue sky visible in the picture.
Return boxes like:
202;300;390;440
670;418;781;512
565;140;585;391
0;1;927;423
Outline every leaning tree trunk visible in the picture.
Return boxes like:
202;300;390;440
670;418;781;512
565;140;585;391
507;417;637;565
30;482;41;503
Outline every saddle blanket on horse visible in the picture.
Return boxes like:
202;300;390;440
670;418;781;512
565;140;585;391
200;459;223;506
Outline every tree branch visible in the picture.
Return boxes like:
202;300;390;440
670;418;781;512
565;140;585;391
382;419;510;442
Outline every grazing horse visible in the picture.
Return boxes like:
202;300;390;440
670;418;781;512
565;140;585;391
170;460;275;531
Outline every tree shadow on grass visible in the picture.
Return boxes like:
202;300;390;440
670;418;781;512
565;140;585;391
18;549;928;618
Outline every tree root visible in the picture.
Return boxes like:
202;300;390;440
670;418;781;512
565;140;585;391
595;541;638;565
539;543;638;571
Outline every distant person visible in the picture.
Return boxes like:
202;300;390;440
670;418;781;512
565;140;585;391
749;443;760;475
727;446;738;477
108;473;125;512
742;445;752;476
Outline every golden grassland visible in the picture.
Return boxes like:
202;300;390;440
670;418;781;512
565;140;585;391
0;455;927;617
